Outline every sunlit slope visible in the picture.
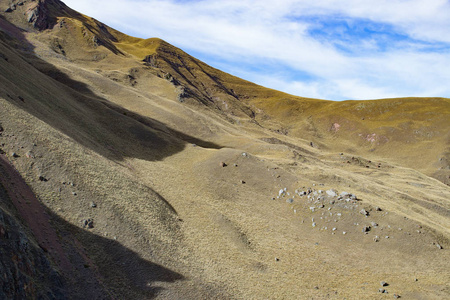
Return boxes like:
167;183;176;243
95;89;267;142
128;41;450;184
2;0;448;185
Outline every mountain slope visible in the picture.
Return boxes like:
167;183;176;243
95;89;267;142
0;0;449;299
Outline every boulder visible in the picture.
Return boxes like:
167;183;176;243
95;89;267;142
326;190;337;197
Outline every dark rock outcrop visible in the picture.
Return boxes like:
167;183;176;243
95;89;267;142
25;0;69;30
0;204;67;299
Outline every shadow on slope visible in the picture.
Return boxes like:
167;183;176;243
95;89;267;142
0;154;184;299
51;207;185;299
0;16;221;163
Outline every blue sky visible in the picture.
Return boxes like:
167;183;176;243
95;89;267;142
63;0;450;100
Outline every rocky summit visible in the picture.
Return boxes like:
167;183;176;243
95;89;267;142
0;0;449;299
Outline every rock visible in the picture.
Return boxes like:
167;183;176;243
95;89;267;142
375;207;382;211
393;294;401;299
373;236;380;242
379;288;387;293
72;192;77;196
38;175;48;182
326;190;337;197
360;209;369;216
90;202;97;208
286;198;294;203
25;151;35;158
0;208;67;298
381;281;389;287
371;222;378;227
5;4;16;12
143;54;158;67
312;222;316;227
10;152;19;158
242;152;248;157
82;219;94;229
26;0;54;30
436;243;443;249
240;180;246;184
220;162;227;167
275;257;279;261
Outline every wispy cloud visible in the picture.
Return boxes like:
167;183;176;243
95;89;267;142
63;0;450;100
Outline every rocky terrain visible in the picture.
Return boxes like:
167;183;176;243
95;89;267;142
0;0;449;299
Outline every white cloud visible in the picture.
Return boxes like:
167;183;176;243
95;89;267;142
62;0;450;100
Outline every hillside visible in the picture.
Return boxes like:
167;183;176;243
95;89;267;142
0;0;449;299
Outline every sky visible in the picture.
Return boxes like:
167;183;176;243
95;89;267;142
63;0;450;101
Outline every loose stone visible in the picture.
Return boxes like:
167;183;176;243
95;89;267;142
360;209;369;216
82;219;94;229
326;190;337;197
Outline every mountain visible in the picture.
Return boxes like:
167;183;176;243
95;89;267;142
0;0;449;299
